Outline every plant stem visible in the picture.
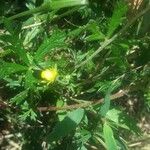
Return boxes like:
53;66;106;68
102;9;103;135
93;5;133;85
37;90;127;111
22;7;80;29
7;5;49;21
0;0;88;24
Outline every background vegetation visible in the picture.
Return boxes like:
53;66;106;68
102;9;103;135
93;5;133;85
0;0;150;149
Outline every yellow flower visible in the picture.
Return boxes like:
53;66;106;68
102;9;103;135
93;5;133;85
41;67;58;83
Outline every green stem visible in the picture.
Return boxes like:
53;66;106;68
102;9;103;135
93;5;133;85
21;7;80;29
8;4;49;21
0;0;88;24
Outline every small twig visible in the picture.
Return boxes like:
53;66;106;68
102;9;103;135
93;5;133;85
129;142;142;147
22;22;44;29
37;90;127;111
85;143;99;150
128;135;150;147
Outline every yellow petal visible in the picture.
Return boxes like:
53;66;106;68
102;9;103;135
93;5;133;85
41;68;58;82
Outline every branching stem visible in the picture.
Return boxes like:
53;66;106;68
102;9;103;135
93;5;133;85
37;90;127;111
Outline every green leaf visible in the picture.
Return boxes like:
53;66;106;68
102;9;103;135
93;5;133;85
25;70;37;89
99;90;111;117
77;129;91;144
4;77;22;88
85;20;105;41
23;27;41;45
0;49;12;58
99;80;121;117
78;145;87;150
11;45;30;65
85;33;105;42
106;108;129;130
106;108;140;134
34;30;66;62
47;108;84;142
107;1;128;37
19;108;37;121
29;109;37;121
0;61;28;79
1;20;29;65
68;27;85;37
0;35;29;65
50;0;88;10
10;90;28;105
3;18;21;35
103;122;118;150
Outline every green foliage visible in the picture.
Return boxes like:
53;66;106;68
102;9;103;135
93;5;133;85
107;1;128;37
47;108;84;142
34;30;66;62
99;80;120;117
106;108;140;133
103;122;118;150
2;20;30;65
0;0;149;149
0;62;28;79
50;0;89;10
10;90;28;105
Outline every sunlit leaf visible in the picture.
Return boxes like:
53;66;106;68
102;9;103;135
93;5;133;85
34;30;66;62
106;108;140;134
0;61;28;79
25;70;37;89
103;122;118;150
47;108;84;142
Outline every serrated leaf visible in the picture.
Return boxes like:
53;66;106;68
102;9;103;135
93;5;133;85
107;1;128;37
0;38;29;65
25;70;37;89
12;45;30;65
34;30;66;62
47;108;84;142
0;61;28;79
10;90;28;105
103;122;118;150
1;20;29;65
19;108;37;121
86;20;105;41
23;27;41;45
